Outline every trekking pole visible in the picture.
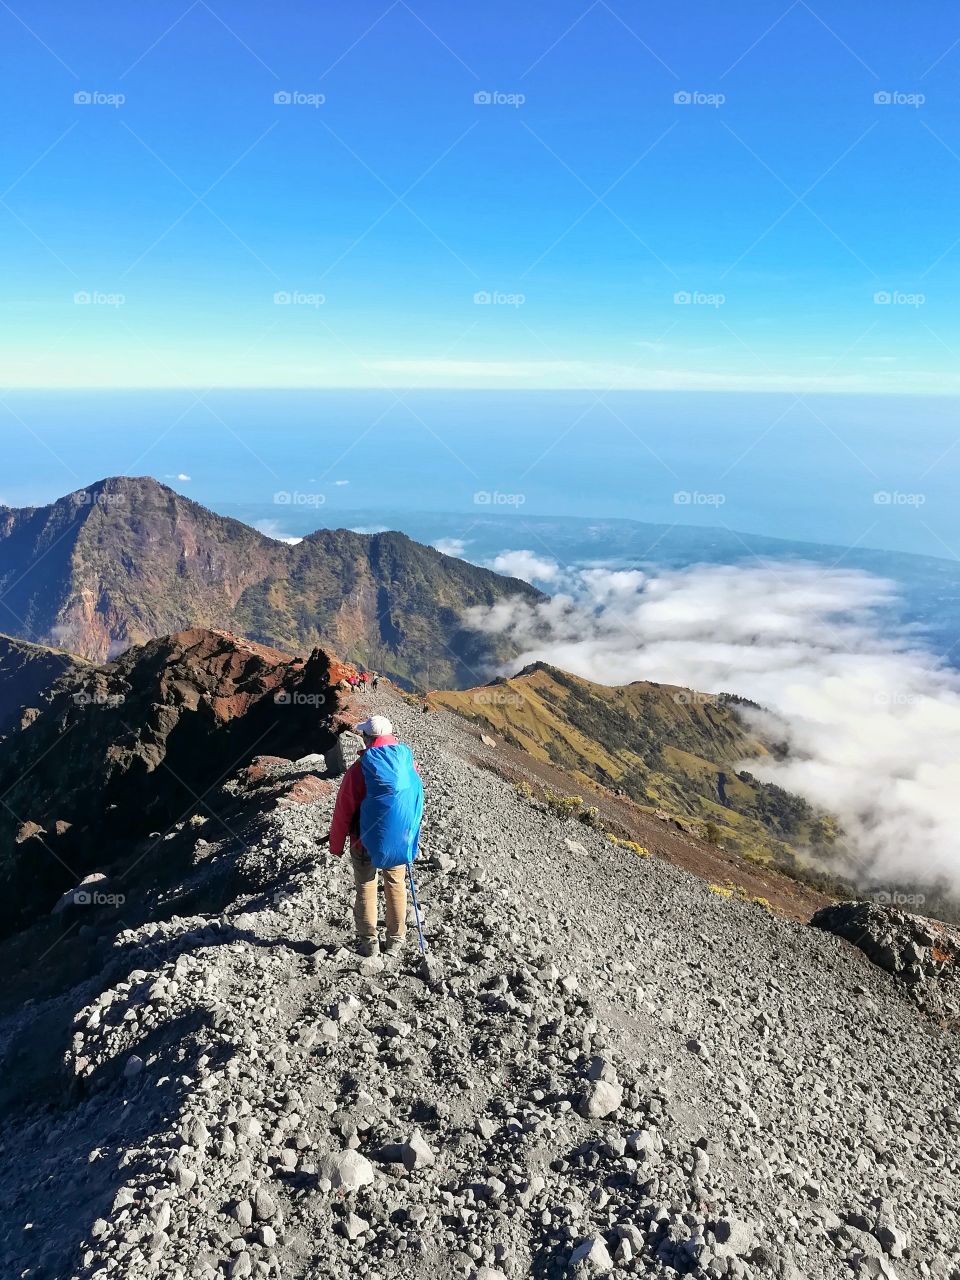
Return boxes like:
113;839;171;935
407;862;427;954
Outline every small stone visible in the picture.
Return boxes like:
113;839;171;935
343;1212;368;1240
166;1154;197;1193
578;1079;623;1120
402;1129;435;1172
112;1186;136;1212
318;1149;375;1191
569;1235;614;1275
253;1187;277;1221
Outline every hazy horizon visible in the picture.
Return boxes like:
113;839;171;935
2;387;958;560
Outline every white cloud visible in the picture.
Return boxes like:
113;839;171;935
350;525;388;535
334;479;349;486
165;472;191;482
490;549;561;584
253;519;302;545
433;537;468;558
466;561;960;894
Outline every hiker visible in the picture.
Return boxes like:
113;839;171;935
371;673;379;692
358;670;368;693
328;715;424;957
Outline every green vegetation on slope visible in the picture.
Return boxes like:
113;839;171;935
431;662;838;870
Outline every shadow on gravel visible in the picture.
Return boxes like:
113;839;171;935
1;1011;224;1280
0;855;330;1278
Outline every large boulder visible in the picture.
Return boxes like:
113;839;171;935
811;900;959;1019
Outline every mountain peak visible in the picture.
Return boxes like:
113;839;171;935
0;479;544;686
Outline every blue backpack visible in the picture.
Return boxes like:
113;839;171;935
359;743;424;869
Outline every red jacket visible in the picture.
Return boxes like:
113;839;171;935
330;735;420;856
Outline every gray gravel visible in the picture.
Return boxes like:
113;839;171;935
0;687;958;1280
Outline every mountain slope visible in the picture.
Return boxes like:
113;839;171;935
429;662;835;870
0;477;542;687
0;687;953;1280
0;633;89;737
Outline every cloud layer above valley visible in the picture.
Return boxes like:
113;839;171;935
466;556;960;894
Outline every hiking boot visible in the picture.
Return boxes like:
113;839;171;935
357;938;379;958
382;936;405;956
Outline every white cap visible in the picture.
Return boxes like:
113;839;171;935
355;715;393;738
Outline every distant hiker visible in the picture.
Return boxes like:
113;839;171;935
371;673;379;692
328;715;424;957
358;671;368;693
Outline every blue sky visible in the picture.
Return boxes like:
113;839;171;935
1;1;959;390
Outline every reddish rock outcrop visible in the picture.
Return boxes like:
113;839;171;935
0;628;350;936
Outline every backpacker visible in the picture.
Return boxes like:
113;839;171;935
358;742;424;869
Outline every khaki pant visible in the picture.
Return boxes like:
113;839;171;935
350;847;408;942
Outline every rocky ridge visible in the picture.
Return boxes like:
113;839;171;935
0;632;89;737
0;690;957;1280
0;628;351;937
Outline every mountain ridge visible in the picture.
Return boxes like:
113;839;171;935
429;663;835;877
0;476;543;688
